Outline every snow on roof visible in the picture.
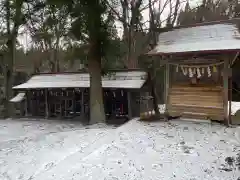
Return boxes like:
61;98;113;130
13;71;147;89
148;20;240;55
10;93;25;102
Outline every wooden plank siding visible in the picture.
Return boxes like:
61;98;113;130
168;85;224;120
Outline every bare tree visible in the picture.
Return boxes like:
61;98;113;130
177;0;240;26
107;0;145;68
106;0;184;116
26;0;70;72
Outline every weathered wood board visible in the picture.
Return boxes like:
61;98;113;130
168;85;224;120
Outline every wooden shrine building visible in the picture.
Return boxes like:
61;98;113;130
11;69;149;121
148;19;240;125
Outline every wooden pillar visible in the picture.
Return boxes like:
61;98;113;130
45;89;49;118
229;76;232;125
127;91;132;119
164;63;170;116
81;89;84;119
24;90;28;116
73;89;76;117
223;59;229;126
227;53;238;125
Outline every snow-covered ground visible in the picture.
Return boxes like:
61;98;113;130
0;118;239;180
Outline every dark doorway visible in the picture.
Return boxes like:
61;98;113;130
104;89;129;124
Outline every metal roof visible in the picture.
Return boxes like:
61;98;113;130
148;19;240;55
13;71;147;89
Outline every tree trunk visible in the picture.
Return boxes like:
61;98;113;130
88;46;105;124
54;35;60;72
53;48;59;72
151;82;160;116
148;70;160;117
121;0;143;69
49;48;55;72
4;39;15;118
3;0;19;118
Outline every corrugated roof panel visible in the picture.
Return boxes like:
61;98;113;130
13;71;147;89
148;22;240;54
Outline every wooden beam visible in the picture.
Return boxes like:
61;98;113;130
229;77;232;125
45;89;49;119
168;59;223;65
230;52;239;67
162;52;240;64
24;90;28;116
81;89;84;119
127;91;132;119
166;53;230;61
223;58;229;126
228;52;238;125
164;63;170;117
73;89;76;117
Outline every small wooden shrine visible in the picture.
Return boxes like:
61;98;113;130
148;19;240;125
11;69;150;121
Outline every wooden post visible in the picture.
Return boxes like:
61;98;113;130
164;63;170;117
127;91;132;119
223;59;229;126
228;53;237;125
73;89;76;117
81;89;84;119
24;90;28;116
229;76;232;125
45;89;49;119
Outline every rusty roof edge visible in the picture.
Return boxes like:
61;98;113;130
154;18;240;33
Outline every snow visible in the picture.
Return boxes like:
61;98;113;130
148;23;240;54
10;93;25;102
13;71;147;89
230;101;240;115
0;118;239;180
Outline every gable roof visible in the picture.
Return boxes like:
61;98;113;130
148;19;240;55
13;70;147;89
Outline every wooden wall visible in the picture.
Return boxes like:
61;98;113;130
168;85;224;120
167;64;225;121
